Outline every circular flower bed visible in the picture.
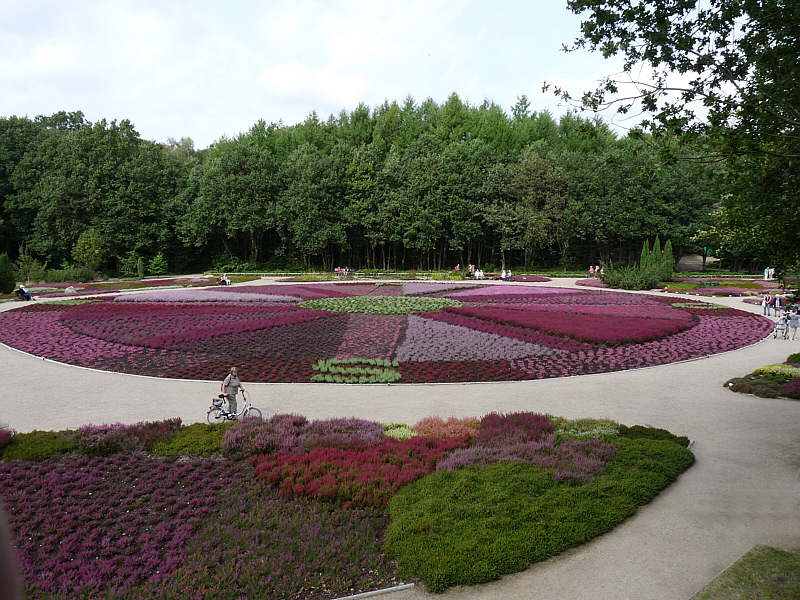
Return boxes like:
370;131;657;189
0;282;773;383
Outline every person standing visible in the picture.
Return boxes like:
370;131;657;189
789;311;800;341
222;367;245;416
762;294;771;316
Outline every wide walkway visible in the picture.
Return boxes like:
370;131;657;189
1;278;799;600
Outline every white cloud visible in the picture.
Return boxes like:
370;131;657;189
0;0;633;147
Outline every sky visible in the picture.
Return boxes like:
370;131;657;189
1;0;636;149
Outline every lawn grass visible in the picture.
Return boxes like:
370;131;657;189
691;545;800;599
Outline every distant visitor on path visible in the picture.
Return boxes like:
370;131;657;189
14;285;33;301
789;311;800;340
222;367;245;415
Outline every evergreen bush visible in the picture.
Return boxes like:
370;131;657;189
0;253;15;294
601;237;674;290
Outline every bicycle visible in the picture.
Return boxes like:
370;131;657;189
207;389;262;423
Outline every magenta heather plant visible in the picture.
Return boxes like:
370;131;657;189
478;412;555;446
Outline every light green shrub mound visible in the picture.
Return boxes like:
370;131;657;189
751;364;800;384
299;295;462;314
551;416;619;440
382;422;415;440
385;437;694;593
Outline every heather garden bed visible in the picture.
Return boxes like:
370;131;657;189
0;283;773;383
724;352;800;400
0;412;694;597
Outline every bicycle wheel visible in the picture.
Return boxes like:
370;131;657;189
207;408;226;424
245;407;262;419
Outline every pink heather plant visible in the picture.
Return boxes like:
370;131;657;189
394;315;562;361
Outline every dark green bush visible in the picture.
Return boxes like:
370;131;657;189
786;352;800;366
617;424;690;448
45;264;94;283
1;430;81;460
601;237;673;290
385;438;694;593
0;253;15;294
151;423;228;457
724;377;782;398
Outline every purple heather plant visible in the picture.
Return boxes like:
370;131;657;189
0;456;247;598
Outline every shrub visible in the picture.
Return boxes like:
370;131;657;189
221;414;386;460
785;352;800;366
76;418;182;455
779;378;800;400
0;253;15;294
413;416;480;441
725;377;782;398
250;436;467;508
0;428;13;449
385;437;694;593
13;248;47;283
1;430;81;460
600;237;673;290
152;423;228;456
300;417;385;449
617;424;690;448
478;412;555;446
751;364;800;384
148;252;169;276
383;422;415;440
551;416;619;440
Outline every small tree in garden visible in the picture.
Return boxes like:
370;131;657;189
148;252;168;276
13;247;47;283
0;253;15;293
118;251;140;278
137;257;145;279
72;229;105;272
601;237;673;290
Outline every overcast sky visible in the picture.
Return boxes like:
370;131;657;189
1;0;634;149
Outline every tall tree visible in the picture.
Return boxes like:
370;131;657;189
556;0;800;266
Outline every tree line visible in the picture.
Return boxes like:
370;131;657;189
0;94;722;275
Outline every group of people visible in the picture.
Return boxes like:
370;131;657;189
334;266;352;277
588;265;604;277
762;294;785;316
217;273;231;286
463;264;511;281
776;310;800;340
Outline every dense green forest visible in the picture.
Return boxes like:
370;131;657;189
0;94;722;274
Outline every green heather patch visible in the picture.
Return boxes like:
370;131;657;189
671;302;728;310
385;437;694;592
691;545;800;600
311;358;402;383
299;295;462;315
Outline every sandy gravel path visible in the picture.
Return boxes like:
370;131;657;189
1;279;798;600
